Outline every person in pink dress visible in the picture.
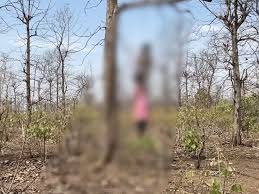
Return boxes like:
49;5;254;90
133;74;150;136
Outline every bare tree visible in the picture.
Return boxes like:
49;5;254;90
200;0;256;145
48;5;73;114
48;5;101;114
42;50;56;111
4;0;51;127
74;73;92;101
189;50;218;107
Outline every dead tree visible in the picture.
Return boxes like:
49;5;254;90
42;51;56;111
4;0;50;127
200;0;254;145
189;50;217;108
48;5;72;115
48;5;101;114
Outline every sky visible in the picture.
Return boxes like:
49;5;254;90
0;0;218;102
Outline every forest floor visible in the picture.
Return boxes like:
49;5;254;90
1;131;259;194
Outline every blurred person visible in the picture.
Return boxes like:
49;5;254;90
132;44;152;136
133;73;150;136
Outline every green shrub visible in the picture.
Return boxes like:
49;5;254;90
183;127;200;152
209;162;243;194
242;95;259;132
177;100;233;143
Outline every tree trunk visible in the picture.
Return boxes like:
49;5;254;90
185;75;188;105
43;133;46;162
26;21;32;128
13;87;17;113
49;81;52;111
177;74;181;107
37;80;41;109
232;0;242;145
61;59;66;115
56;73;59;110
103;0;118;165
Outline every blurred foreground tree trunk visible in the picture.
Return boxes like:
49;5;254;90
103;0;118;165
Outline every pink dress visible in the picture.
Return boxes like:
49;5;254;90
133;86;150;122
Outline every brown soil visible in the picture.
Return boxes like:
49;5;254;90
1;139;259;194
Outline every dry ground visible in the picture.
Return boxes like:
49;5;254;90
1;130;259;194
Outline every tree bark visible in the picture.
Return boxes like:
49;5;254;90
61;58;66;115
49;81;52;111
231;0;242;145
26;19;32;127
103;0;118;165
56;71;59;110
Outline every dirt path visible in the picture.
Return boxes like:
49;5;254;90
234;159;259;193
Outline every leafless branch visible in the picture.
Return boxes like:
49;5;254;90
84;0;103;11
